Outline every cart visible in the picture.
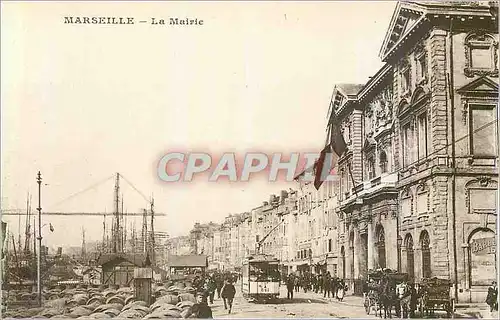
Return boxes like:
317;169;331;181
364;270;384;315
418;277;454;318
363;269;408;317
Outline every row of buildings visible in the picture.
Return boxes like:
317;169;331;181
167;1;499;304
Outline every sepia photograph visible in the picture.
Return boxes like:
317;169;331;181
1;1;499;319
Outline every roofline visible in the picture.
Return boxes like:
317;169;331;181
381;2;496;62
379;1;403;59
335;86;360;100
378;1;429;59
357;64;393;102
251;204;264;211
381;14;427;62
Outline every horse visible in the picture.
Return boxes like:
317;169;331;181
396;282;412;318
377;278;400;318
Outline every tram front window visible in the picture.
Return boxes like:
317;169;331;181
249;263;280;281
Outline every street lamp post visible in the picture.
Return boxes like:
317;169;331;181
36;171;42;307
309;249;313;274
397;235;403;273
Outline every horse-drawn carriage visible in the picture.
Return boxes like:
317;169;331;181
363;269;409;318
417;277;454;317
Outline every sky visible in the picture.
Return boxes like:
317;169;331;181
1;1;396;248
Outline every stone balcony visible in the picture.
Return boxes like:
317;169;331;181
339;172;399;207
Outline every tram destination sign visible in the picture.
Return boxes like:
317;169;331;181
471;237;496;255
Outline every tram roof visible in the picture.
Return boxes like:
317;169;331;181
244;254;279;263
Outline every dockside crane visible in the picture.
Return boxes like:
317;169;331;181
2;172;166;256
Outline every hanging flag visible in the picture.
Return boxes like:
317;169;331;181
330;121;347;157
49;223;54;232
314;121;347;190
314;146;329;190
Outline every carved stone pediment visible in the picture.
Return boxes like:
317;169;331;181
457;76;499;95
379;2;425;61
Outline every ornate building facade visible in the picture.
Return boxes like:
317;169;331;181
327;1;498;302
169;1;497;305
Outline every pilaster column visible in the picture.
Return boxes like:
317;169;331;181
414;246;422;281
401;247;408;274
353;227;360;278
368;223;374;271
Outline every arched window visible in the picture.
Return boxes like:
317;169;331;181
420;230;431;278
376;226;386;269
405;234;415;281
380;151;388;173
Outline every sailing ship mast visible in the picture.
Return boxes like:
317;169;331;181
81;227;86;262
24;193;32;254
142;209;147;254
150;196;155;264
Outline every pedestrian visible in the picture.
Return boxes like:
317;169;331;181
207;276;217;304
188;291;213;318
221;279;236;314
486;281;498;312
409;283;418;318
331;276;338;299
286;274;295;300
323;272;331;298
336;278;346;302
318;274;324;294
294;275;300;292
302;273;309;293
215;273;224;299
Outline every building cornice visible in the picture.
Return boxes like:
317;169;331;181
382;3;496;62
357;64;393;103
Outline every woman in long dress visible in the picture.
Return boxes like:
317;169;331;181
336;279;346;301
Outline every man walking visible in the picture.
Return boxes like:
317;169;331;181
323;272;331;298
486;281;498;312
294;275;300;293
286;274;295;300
215;273;224;299
331;276;338;300
221;279;236;314
207;276;217;304
318;273;324;294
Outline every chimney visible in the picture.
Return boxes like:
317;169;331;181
281;190;288;199
269;194;275;204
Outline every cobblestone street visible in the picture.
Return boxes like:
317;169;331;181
211;284;374;318
209;283;498;319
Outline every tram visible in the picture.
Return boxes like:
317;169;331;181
241;254;281;302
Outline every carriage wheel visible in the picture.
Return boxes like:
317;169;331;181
444;303;451;318
418;301;424;318
364;299;371;315
444;301;454;318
